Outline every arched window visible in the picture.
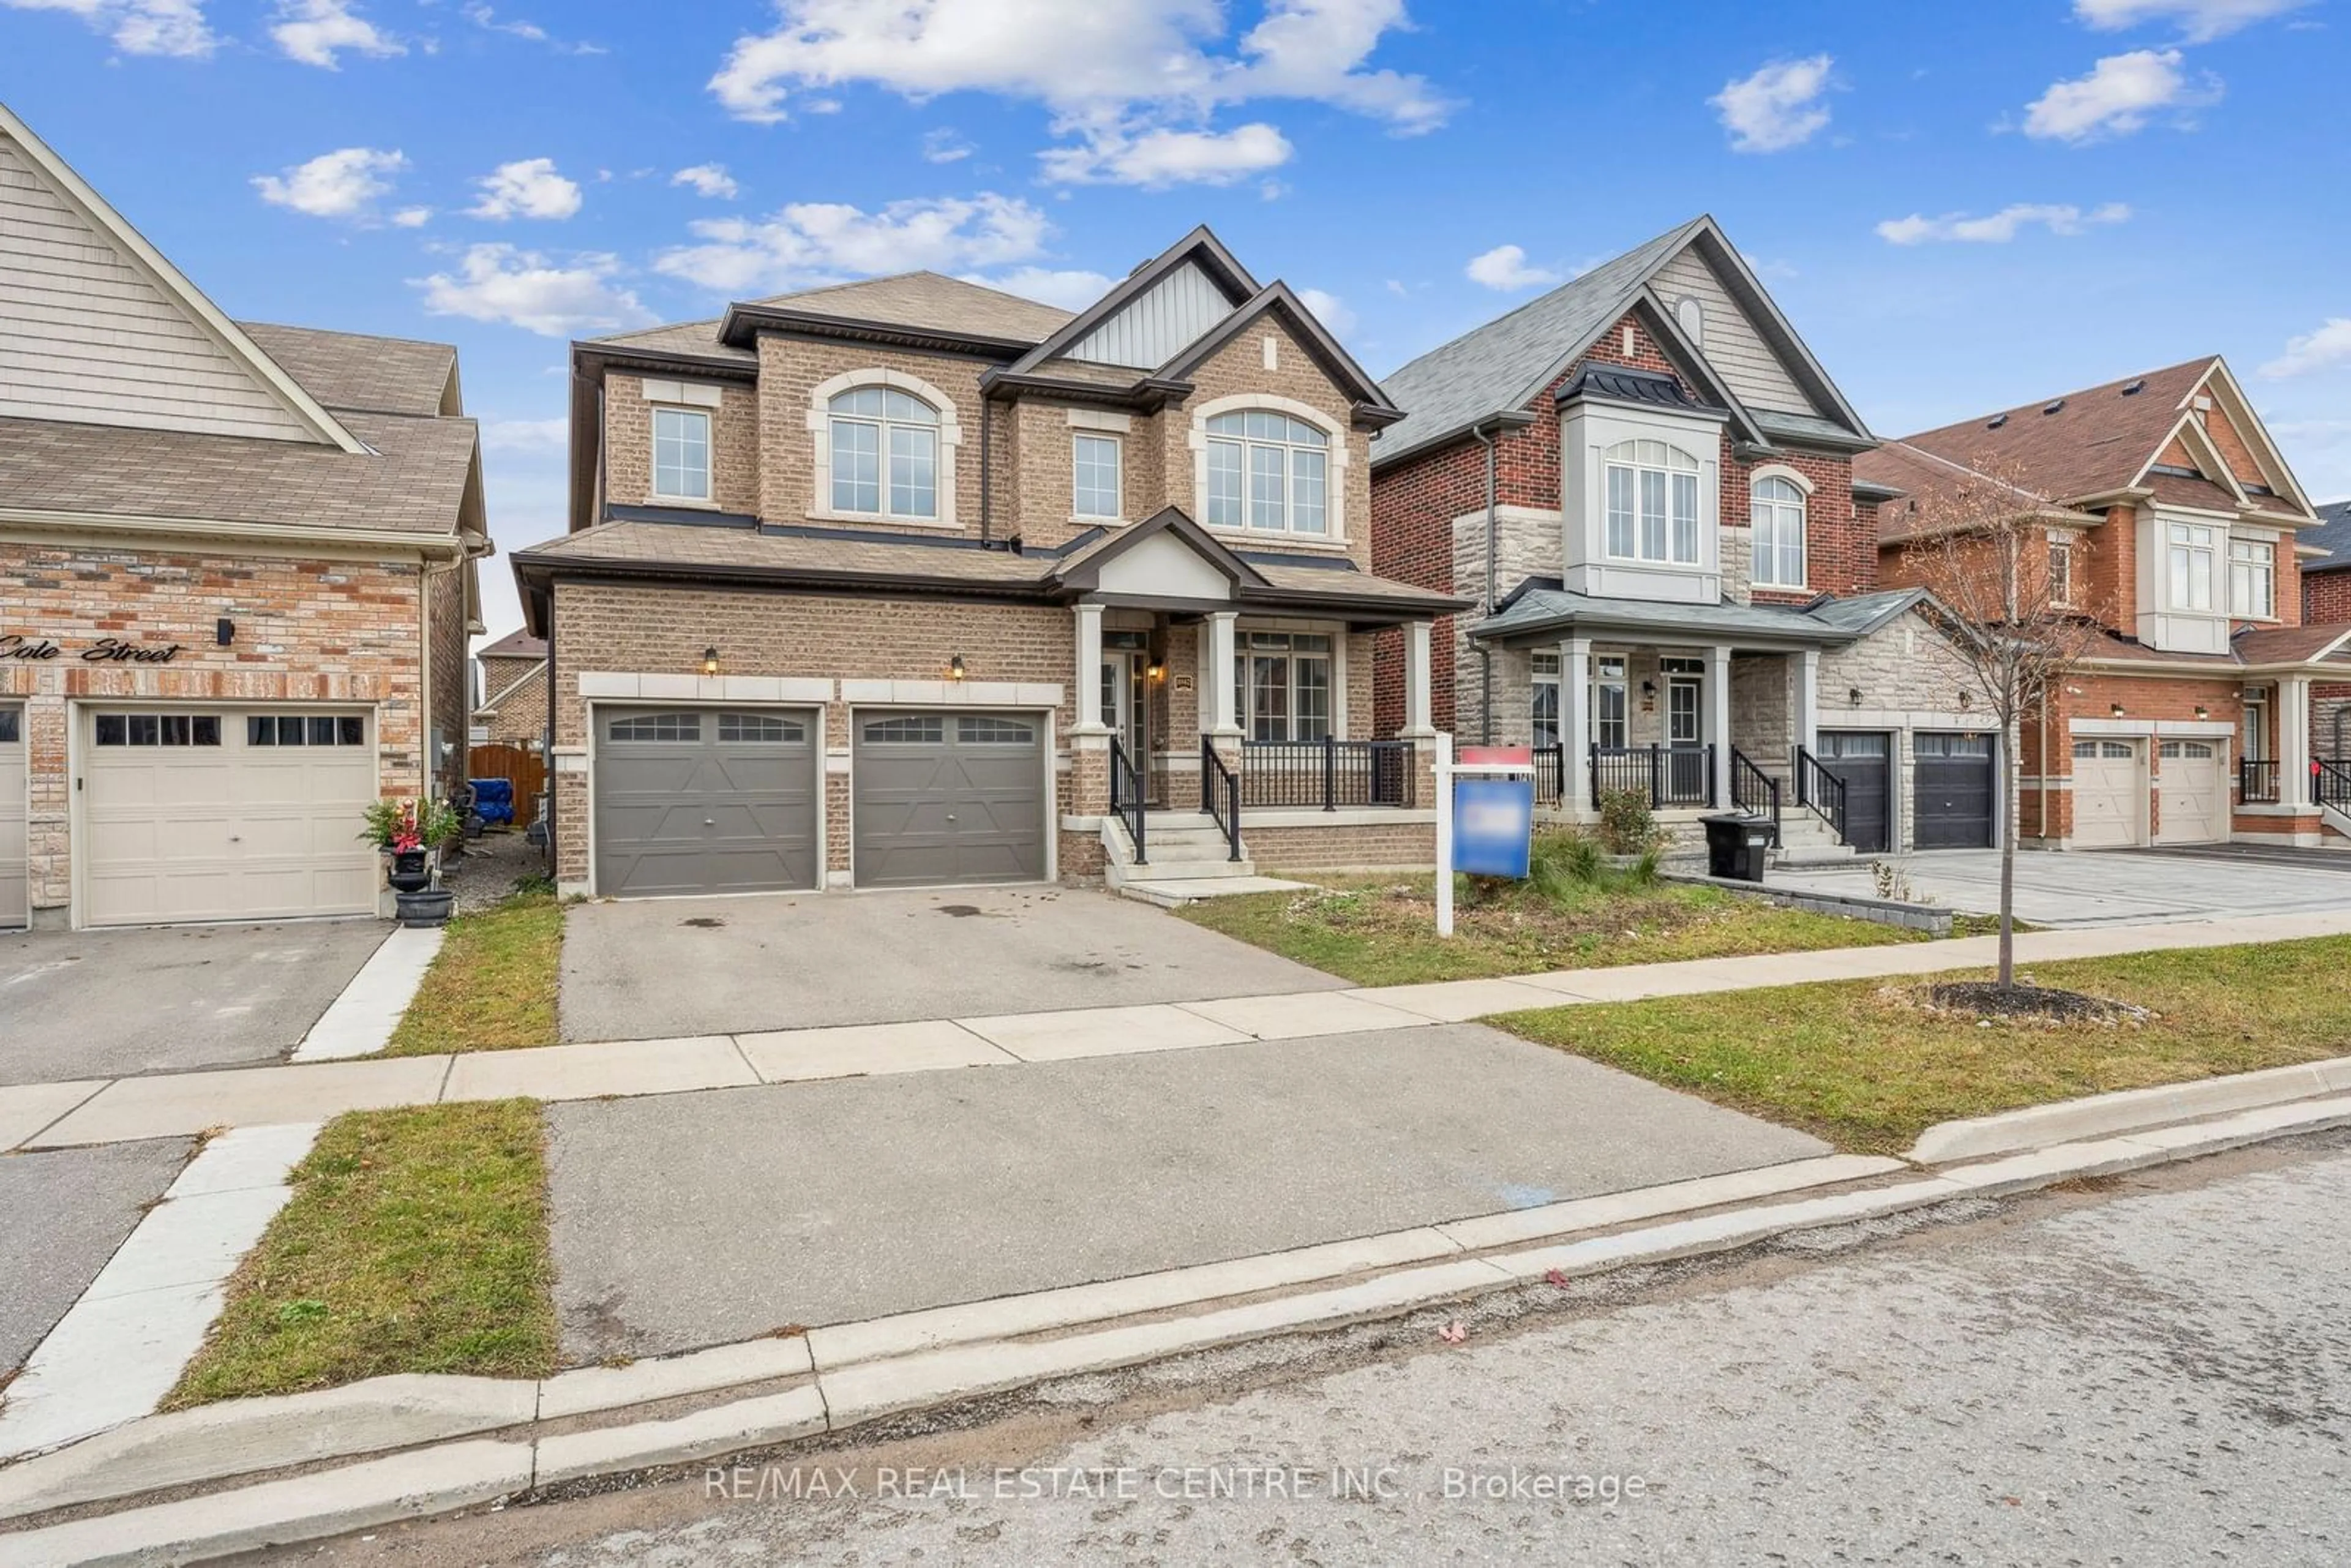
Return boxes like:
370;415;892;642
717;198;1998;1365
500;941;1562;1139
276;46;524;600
1204;409;1329;535
1602;438;1700;565
828;386;939;519
1752;475;1807;587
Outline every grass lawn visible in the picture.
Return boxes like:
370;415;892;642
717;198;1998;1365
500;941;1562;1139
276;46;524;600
1177;871;1916;987
1491;936;2351;1156
386;890;562;1056
168;1100;557;1408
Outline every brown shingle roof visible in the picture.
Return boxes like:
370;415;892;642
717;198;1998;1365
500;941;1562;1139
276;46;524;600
478;628;547;659
587;317;755;365
2145;472;2243;512
1897;358;2214;504
2234;625;2351;664
750;272;1073;343
238;321;457;416
1862;440;2096;542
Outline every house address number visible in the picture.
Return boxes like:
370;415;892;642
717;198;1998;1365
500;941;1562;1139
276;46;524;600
0;634;184;664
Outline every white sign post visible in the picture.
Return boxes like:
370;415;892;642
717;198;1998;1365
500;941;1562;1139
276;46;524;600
1433;732;1538;939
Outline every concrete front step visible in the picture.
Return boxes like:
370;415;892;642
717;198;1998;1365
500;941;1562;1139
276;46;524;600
1122;857;1259;881
1116;875;1316;908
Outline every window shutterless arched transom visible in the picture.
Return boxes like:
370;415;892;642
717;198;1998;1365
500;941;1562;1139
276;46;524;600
828;387;939;519
1752;475;1807;587
1602;438;1701;565
1204;410;1329;536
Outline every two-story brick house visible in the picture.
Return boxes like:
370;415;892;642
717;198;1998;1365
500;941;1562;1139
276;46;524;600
512;228;1461;899
1867;359;2345;848
2303;501;2351;760
1;102;487;930
1370;216;1990;858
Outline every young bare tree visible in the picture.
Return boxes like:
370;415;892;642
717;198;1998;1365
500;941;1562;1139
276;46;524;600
1895;460;2108;989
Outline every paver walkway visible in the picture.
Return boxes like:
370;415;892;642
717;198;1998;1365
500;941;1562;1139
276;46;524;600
9;909;2349;1152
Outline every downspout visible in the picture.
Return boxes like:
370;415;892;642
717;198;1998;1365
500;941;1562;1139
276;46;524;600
1471;424;1498;744
543;586;557;871
979;395;993;549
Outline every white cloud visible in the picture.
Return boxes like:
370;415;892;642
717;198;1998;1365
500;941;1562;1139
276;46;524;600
1298;287;1355;337
481;416;571;451
1710;54;1834;153
2023;48;2219;141
2270;419;2351;502
1464;244;1558;291
460;2;604;53
414;244;650;336
2262;320;2351;379
965;266;1117;311
270;0;402;68
468;158;584;221
654;192;1053;296
707;0;1450;187
391;205;432;227
2;0;215;56
1039;121;1292;186
1875;201;2132;245
2074;0;2308;42
921;127;974;163
250;146;408;219
671;163;740;200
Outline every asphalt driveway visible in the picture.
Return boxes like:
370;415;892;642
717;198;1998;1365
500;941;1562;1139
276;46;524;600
0;1139;189;1377
543;1022;1828;1361
1770;846;2351;928
558;885;1346;1043
0;921;389;1086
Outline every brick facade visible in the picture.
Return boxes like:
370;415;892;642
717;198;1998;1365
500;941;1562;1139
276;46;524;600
476;658;547;745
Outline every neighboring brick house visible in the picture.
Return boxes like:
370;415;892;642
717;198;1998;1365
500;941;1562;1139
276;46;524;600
473;629;549;747
2304;501;2351;759
0;103;487;930
1865;359;2343;849
1368;215;1990;858
511;228;1462;899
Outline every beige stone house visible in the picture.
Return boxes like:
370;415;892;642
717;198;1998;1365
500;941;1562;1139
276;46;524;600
512;228;1460;899
0;102;487;929
473;629;548;747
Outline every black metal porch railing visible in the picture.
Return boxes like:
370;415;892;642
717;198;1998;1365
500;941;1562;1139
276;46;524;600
1588;745;1715;809
1240;738;1412;810
1730;748;1782;847
2315;758;2351;814
1200;738;1244;861
1793;745;1847;842
1534;744;1567;806
2239;757;2281;805
1109;733;1147;865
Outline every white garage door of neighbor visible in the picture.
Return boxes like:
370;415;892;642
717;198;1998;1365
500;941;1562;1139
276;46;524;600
2071;738;2145;849
83;709;379;926
1;706;25;928
2156;739;2230;844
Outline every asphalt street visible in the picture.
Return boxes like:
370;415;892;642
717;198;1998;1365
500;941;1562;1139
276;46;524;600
282;1128;2351;1567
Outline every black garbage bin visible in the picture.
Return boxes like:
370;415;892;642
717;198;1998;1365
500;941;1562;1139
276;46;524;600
1701;812;1773;882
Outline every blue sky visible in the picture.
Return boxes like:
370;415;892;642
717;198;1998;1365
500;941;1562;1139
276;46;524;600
6;0;2348;639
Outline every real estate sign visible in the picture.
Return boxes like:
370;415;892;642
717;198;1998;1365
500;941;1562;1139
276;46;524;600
1434;740;1536;936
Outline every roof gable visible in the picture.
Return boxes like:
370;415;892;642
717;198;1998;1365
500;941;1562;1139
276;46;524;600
1009;226;1261;377
0;102;362;451
722;271;1073;350
1156;282;1397;414
1051;505;1270;596
1899;358;2213;503
1067;259;1239;369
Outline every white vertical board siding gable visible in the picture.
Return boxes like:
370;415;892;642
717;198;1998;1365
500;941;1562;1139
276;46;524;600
1649;248;1821;419
0;137;312;441
1068;263;1234;369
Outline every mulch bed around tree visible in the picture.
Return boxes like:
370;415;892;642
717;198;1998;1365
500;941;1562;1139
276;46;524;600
1911;980;2152;1027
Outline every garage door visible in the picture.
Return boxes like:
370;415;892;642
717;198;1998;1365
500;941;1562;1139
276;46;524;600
1;706;24;928
2156;739;2229;844
83;708;378;925
1914;732;1995;850
1816;731;1891;853
852;711;1046;889
2071;738;2144;849
593;708;819;898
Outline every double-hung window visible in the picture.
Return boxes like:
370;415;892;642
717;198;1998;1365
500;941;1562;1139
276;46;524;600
1603;440;1701;565
829;387;939;519
1236;631;1333;743
1204;411;1329;536
2166;522;2216;612
1750;477;1805;587
1073;433;1122;520
2229;539;2274;619
2047;534;2074;607
1531;653;1561;749
651;408;711;503
1592;656;1629;749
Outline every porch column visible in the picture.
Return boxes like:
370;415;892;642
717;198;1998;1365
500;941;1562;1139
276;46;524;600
1562;636;1592;814
1708;643;1733;809
2282;673;2314;805
1073;601;1106;734
1403;620;1435;737
1794;648;1820;759
1202;610;1241;737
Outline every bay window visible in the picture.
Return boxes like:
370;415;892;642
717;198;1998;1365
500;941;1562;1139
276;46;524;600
1236;631;1333;743
2165;522;2216;612
829;386;939;519
1751;476;1806;587
1205;410;1329;536
2229;538;2274;619
1603;439;1700;565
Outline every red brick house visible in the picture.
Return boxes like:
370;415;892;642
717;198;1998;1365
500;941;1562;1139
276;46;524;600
0;103;487;930
1370;216;1989;858
512;227;1461;901
2300;500;2351;765
1865;359;2344;849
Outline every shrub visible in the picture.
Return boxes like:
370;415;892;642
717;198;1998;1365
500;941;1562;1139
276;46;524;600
1596;789;1668;856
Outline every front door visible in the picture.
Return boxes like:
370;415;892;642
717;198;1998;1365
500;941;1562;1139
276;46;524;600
1101;647;1148;792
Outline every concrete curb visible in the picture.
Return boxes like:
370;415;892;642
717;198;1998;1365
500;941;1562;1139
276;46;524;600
1907;1054;2351;1163
7;1094;2350;1564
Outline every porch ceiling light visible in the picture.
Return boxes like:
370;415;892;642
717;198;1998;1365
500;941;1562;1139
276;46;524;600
701;647;720;677
949;654;967;681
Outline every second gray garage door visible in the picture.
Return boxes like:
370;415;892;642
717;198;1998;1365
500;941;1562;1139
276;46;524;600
852;711;1046;888
594;708;818;898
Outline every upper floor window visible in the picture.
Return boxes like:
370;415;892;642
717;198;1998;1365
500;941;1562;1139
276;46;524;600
829;387;937;519
1603;439;1700;566
2166;521;2216;612
1751;476;1806;587
1205;410;1327;536
652;407;711;503
2229;538;2274;619
2048;533;2074;607
1074;433;1123;520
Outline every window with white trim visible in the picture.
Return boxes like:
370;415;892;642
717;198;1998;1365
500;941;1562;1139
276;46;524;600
1531;652;1560;749
1204;411;1329;536
651;408;711;503
2047;534;2074;607
1603;440;1701;565
1751;476;1806;587
828;387;938;519
1592;656;1629;749
2166;522;2216;612
1235;631;1333;742
1073;433;1122;520
2229;539;2274;619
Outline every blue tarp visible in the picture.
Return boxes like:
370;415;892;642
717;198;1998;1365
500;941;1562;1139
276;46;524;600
472;776;516;825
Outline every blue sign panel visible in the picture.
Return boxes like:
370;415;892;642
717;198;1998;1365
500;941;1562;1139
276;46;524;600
1453;776;1534;878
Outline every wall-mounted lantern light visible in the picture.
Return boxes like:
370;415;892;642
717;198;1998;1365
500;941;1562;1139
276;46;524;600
1957;689;1973;709
1640;679;1657;697
216;618;235;647
1848;687;1863;707
702;647;721;677
1146;657;1166;682
948;654;967;681
2194;705;2208;721
2110;702;2125;719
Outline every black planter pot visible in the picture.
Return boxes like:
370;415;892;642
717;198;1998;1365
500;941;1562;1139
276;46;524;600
395;888;455;928
386;850;431;893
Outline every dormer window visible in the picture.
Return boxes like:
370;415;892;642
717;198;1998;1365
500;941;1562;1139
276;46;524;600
829;386;939;519
1204;410;1329;536
1603;438;1700;566
651;407;711;503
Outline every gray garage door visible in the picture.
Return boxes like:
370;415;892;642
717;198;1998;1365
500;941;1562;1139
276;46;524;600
1914;732;1995;849
1817;730;1891;853
594;708;819;898
852;711;1046;889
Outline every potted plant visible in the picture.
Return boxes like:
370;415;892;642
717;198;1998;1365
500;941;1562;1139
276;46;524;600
359;798;463;925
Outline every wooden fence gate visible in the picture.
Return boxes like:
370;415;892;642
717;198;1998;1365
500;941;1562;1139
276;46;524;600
468;744;546;828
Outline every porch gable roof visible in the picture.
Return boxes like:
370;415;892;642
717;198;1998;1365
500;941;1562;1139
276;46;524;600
1472;585;1925;649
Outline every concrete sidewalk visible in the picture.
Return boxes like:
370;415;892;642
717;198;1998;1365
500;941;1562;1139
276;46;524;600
9;908;2350;1152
